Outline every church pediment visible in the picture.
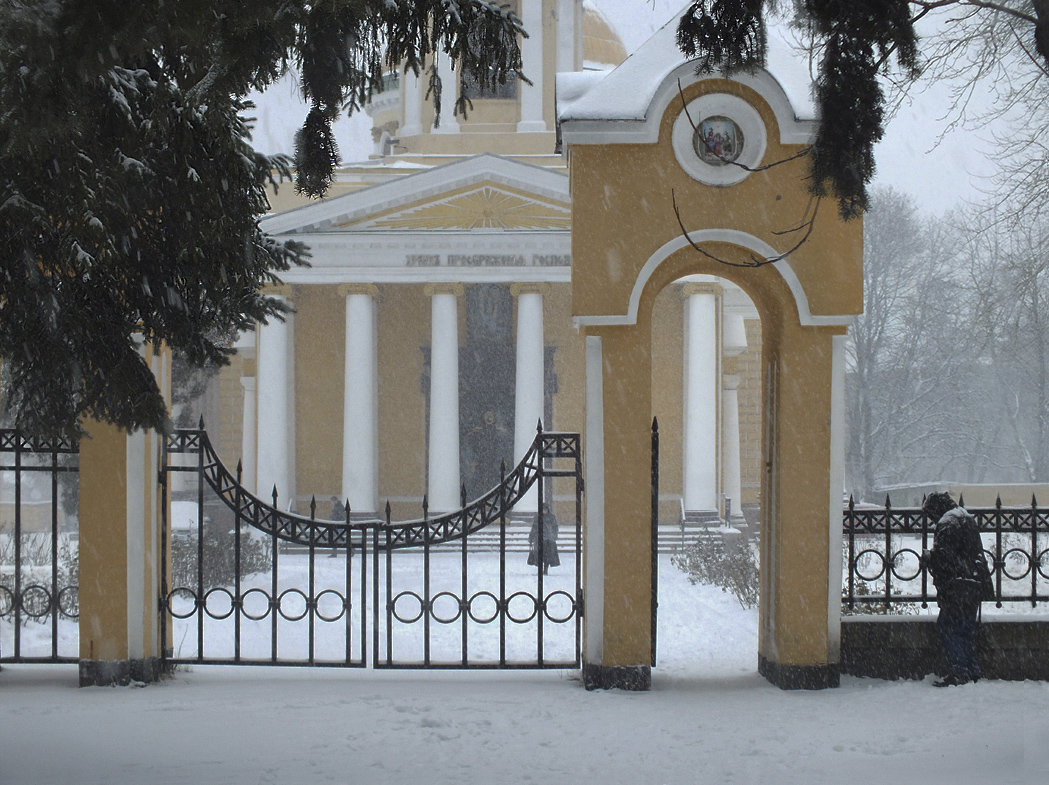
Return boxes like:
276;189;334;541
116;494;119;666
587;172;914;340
262;154;570;235
333;183;569;231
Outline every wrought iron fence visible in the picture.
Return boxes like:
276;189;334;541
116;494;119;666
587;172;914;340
843;495;1049;610
0;430;79;664
162;428;371;667
161;425;583;670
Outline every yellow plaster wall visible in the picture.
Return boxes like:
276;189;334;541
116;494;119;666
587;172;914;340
78;422;130;661
294;285;346;502
377;284;429;518
544;282;583;434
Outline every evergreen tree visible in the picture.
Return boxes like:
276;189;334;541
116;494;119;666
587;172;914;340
0;1;523;439
676;1;1049;220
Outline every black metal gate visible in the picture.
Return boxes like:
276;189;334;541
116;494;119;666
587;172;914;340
0;430;79;665
160;426;583;670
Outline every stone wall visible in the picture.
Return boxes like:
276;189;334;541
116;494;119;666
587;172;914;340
841;617;1049;681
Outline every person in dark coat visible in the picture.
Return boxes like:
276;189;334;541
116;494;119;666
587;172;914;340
921;491;993;687
527;505;560;574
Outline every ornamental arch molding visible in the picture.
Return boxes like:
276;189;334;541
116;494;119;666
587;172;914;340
560;14;862;692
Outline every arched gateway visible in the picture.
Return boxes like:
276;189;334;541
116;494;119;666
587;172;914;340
37;8;859;689
559;20;861;689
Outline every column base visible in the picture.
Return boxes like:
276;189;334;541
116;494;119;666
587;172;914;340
79;657;170;687
758;654;839;690
582;662;651;691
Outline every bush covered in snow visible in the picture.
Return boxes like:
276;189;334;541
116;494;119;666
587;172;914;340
672;529;758;609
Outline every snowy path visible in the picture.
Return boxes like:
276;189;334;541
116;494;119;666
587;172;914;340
2;556;1047;785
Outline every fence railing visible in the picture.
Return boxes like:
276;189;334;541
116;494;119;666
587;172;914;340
0;429;80;664
843;495;1049;611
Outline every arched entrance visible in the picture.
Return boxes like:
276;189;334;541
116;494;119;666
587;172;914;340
559;20;861;690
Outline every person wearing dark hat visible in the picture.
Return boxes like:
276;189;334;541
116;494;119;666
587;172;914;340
921;491;994;687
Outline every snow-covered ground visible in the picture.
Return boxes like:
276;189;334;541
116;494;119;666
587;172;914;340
2;554;1048;785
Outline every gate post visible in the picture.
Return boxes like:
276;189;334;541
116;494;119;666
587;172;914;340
78;347;169;686
582;327;655;690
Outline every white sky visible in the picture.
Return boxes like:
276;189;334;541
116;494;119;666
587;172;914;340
249;0;995;214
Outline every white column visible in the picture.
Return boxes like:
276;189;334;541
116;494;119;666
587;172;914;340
827;333;849;659
401;70;422;137
722;375;742;521
722;309;748;522
256;296;294;506
517;0;546;133
556;0;577;73
341;284;379;514
682;283;719;514
239;377;257;491
435;54;460;133
427;284;462;512
512;284;546;513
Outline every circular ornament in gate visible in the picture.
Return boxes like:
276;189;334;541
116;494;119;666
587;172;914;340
467;591;500;624
166;587;198;619
241;588;272;621
203;587;236;620
391;590;425;623
0;585;14;617
542;590;576;624
57;585;80;619
672;93;767;187
277;588;310;621
889;548;922;582
430;591;463;624
315;589;347;622
1002;548;1032;581
20;584;52;618
506;591;539;623
853;549;886;581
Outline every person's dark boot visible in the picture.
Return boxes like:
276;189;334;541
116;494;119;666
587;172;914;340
933;675;969;687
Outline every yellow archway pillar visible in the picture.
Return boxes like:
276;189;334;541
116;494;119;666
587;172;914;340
757;322;847;688
78;347;169;686
582;323;655;689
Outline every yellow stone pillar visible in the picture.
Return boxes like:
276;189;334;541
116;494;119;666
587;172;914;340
756;323;846;689
582;323;654;690
78;346;169;685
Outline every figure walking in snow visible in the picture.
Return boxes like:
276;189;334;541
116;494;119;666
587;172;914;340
527;505;560;574
920;491;994;686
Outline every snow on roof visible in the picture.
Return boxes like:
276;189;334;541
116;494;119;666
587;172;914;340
559;7;815;127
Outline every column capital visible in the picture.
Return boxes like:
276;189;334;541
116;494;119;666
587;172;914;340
510;282;551;298
239;376;256;392
722;374;741;391
681;281;723;299
337;283;379;298
424;282;465;298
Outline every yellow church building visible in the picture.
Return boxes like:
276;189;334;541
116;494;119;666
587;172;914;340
194;1;765;537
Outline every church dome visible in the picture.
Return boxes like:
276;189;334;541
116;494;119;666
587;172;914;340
583;3;627;68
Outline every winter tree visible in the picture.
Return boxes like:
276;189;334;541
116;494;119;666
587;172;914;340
0;0;523;439
845;188;981;499
952;214;1049;482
